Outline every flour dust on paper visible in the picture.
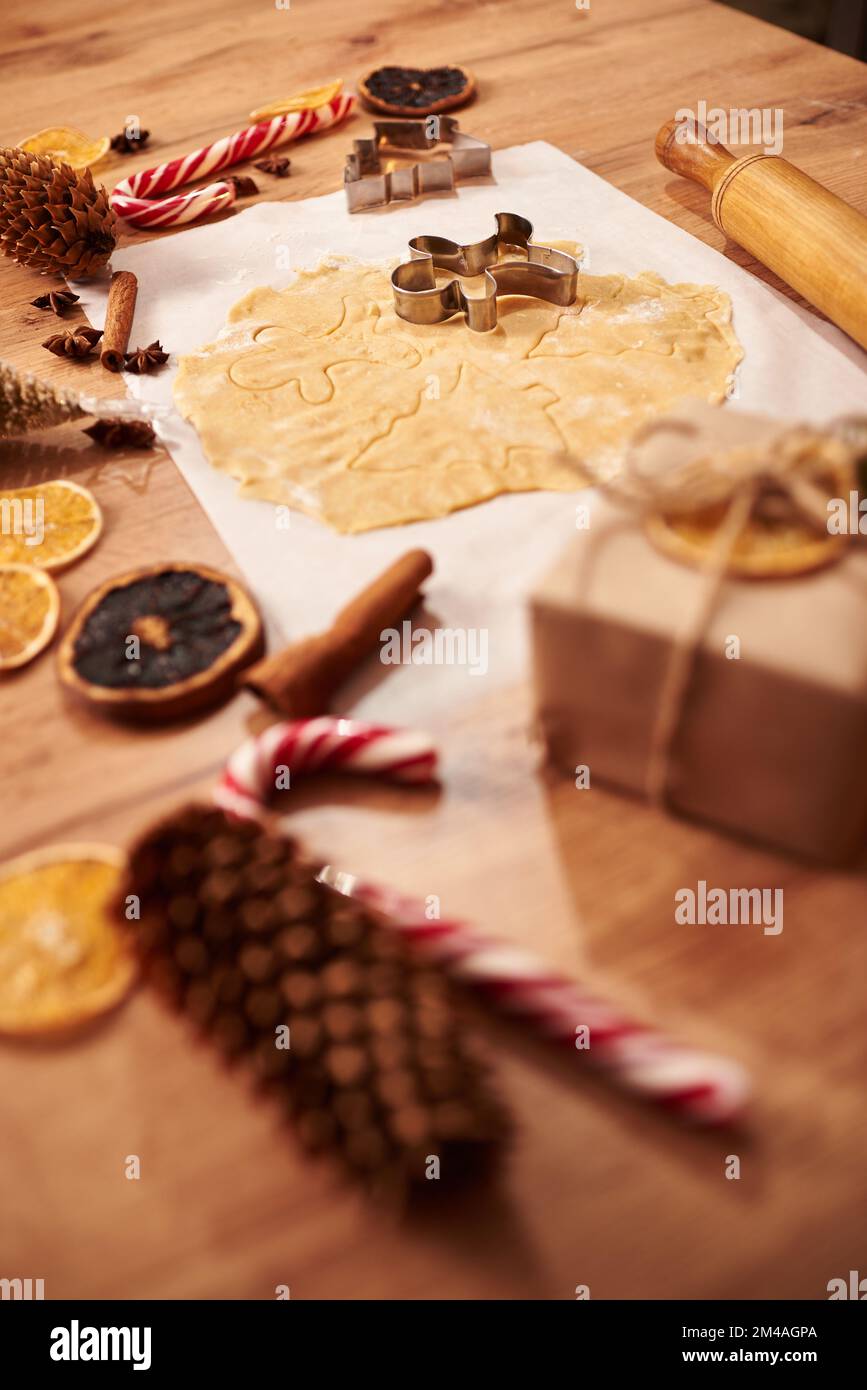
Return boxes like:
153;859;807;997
173;247;743;533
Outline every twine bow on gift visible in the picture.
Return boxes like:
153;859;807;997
581;418;860;807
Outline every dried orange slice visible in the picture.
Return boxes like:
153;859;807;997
19;126;111;170
0;564;60;670
0;844;136;1037
645;447;853;579
249;79;343;122
645;505;847;578
0;480;102;572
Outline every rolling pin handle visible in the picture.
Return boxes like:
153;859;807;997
655;118;736;193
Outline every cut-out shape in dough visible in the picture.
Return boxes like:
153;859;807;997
174;251;743;533
230;323;421;403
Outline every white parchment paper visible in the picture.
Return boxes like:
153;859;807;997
74;141;867;722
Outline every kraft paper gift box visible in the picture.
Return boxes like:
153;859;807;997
530;402;867;864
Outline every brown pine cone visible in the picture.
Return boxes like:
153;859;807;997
118;804;508;1196
42;326;102;358
0;146;116;278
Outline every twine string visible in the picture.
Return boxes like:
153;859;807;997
581;422;853;807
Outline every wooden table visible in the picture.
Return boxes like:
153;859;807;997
2;0;866;1301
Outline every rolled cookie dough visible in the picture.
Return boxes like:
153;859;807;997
174;249;742;533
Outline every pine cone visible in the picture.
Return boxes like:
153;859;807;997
118;805;508;1196
0;146;117;279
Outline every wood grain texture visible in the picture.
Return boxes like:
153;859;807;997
1;0;866;1301
656;118;867;350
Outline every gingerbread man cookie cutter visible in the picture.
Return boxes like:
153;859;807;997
344;117;492;212
391;212;580;332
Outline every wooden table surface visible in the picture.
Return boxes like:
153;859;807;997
2;0;866;1301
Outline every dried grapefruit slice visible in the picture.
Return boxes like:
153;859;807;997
58;561;264;720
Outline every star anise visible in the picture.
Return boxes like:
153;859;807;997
227;174;259;198
31;289;81;316
84;419;156;449
253;155;291;178
123;341;169;375
110;128;151;154
42;326;102;358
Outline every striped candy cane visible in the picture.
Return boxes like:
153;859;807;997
214;716;438;819
215;718;749;1125
317;869;750;1126
111;94;356;229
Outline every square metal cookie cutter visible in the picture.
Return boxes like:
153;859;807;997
391;212;580;332
344;116;492;213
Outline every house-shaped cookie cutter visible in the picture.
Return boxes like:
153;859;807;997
344;117;492;212
391;212;580;332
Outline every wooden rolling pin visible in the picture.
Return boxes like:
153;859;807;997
656;116;867;352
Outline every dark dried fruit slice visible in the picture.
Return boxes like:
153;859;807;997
58;562;264;721
358;64;475;118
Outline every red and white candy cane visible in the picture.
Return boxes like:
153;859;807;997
214;716;438;820
214;716;749;1126
316;870;750;1126
111;94;356;229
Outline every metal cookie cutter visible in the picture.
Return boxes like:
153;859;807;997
344;116;491;213
391;212;580;332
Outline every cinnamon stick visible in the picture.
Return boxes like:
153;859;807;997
243;549;433;716
100;270;138;372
